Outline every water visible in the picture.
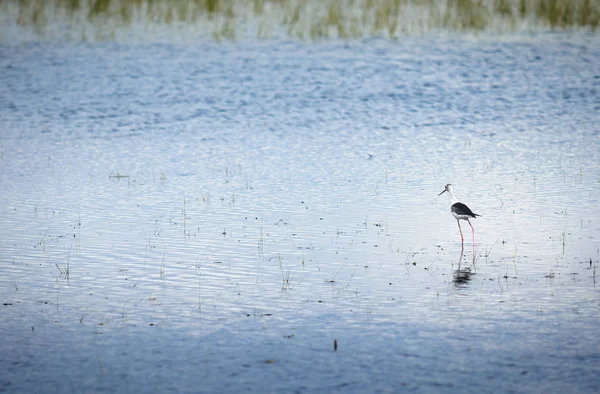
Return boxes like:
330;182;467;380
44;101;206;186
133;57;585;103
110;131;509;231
1;36;600;393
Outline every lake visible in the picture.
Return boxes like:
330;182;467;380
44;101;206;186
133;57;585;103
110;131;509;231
1;22;600;394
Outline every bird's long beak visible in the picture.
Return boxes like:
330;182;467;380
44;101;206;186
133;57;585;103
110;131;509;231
438;189;447;196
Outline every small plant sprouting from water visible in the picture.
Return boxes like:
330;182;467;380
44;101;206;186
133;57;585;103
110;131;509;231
55;246;72;280
513;241;519;275
481;241;497;264
109;172;129;179
160;247;167;280
404;244;415;273
561;229;568;254
258;217;264;254
55;262;69;279
36;227;50;251
326;264;344;284
278;253;293;291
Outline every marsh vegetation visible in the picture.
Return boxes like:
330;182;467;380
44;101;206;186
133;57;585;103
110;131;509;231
3;0;599;41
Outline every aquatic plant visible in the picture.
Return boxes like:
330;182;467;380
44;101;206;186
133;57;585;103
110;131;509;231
278;253;293;290
2;0;598;41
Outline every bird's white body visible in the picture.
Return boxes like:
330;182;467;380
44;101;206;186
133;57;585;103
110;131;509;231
452;211;473;221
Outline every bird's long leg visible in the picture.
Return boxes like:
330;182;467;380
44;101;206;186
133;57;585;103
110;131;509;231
457;219;464;245
467;219;475;245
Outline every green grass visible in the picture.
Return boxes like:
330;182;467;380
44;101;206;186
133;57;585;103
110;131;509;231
5;0;600;41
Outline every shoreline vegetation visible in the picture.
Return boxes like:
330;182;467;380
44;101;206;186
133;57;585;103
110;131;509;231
2;0;599;41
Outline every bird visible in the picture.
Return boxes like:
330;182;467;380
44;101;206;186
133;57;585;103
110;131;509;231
439;184;480;245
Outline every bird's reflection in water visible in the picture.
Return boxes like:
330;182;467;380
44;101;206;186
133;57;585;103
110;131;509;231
453;244;475;287
453;267;473;287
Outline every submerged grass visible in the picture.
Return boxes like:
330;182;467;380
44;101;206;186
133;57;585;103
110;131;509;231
4;0;599;41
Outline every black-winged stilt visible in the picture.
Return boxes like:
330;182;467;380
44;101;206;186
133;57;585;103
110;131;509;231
439;184;480;245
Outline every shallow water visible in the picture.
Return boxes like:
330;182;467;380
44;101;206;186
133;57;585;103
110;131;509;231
1;36;600;393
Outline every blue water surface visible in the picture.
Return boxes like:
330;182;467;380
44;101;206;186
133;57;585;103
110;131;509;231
1;35;600;393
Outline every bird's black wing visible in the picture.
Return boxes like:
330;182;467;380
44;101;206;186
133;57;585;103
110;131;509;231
451;202;479;218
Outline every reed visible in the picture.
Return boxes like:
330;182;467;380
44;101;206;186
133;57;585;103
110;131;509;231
4;0;599;41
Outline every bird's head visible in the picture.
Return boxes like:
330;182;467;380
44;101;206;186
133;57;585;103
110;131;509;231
438;184;453;196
